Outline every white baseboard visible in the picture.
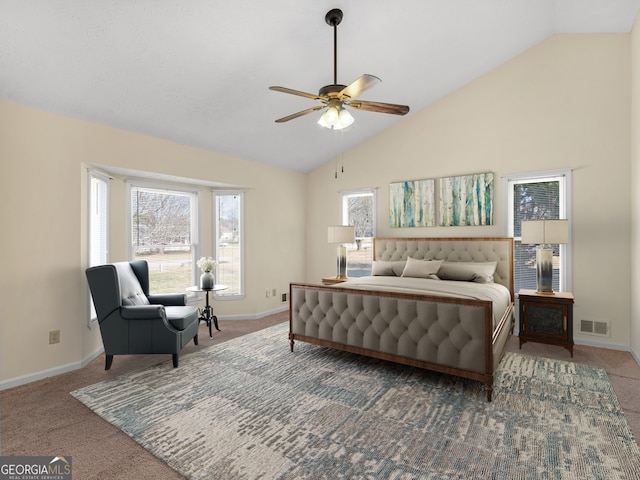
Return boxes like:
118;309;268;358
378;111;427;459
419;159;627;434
632;346;640;366
217;305;288;321
0;347;104;391
573;336;631;352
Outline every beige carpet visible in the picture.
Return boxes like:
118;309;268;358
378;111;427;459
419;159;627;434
1;311;639;480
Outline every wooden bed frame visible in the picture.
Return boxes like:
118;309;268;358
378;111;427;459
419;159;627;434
289;237;515;401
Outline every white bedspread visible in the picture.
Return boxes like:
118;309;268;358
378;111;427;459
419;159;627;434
334;276;512;327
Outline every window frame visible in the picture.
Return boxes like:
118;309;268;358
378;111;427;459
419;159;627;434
126;181;201;294
213;190;244;300
504;168;572;293
87;170;110;328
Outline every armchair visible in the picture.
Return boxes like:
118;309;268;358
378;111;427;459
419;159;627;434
86;260;199;370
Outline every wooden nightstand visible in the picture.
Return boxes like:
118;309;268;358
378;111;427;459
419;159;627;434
518;289;574;357
322;277;349;285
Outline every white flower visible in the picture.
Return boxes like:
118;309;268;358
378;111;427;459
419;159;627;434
197;256;217;273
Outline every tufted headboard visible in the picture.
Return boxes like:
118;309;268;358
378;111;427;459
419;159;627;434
374;237;514;300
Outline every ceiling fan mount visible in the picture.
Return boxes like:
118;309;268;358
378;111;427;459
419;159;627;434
269;8;409;129
318;84;347;97
325;8;343;28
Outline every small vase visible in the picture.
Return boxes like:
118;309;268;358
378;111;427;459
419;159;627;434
200;272;214;290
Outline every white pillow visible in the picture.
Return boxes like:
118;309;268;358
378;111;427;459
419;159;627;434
372;260;407;276
401;257;443;279
437;261;497;283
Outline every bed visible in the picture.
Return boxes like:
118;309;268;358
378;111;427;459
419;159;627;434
289;237;515;401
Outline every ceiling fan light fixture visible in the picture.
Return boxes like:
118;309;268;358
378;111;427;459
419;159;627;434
318;101;354;130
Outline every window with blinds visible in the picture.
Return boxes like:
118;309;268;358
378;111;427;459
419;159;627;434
88;171;109;325
506;170;571;293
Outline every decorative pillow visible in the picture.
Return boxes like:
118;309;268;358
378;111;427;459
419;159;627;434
437;261;497;283
401;257;443;279
372;260;406;276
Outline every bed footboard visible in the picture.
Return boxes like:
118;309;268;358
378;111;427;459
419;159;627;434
289;282;513;401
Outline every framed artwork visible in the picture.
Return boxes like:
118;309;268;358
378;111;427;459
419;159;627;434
389;179;435;228
439;173;493;226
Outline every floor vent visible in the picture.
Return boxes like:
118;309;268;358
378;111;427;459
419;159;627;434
580;319;610;337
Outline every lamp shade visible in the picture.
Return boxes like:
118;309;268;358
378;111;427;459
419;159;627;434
521;219;568;245
327;225;355;244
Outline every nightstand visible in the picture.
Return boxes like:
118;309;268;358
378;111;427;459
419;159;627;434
322;277;349;285
518;289;574;357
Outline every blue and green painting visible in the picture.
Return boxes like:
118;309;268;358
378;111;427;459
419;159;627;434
389;179;435;228
439;173;493;226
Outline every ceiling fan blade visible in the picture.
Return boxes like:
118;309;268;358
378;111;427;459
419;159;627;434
349;99;410;116
340;74;381;100
275;105;326;123
269;86;324;101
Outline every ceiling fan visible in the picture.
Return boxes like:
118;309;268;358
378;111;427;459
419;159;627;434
269;8;410;130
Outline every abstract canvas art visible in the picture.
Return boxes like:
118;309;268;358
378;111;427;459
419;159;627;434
389;179;435;227
439;173;493;226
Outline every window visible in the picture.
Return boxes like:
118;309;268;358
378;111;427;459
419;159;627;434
341;189;376;277
88;171;109;326
214;192;243;298
505;170;571;293
129;184;198;294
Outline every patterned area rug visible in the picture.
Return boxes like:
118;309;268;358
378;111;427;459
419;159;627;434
71;323;640;479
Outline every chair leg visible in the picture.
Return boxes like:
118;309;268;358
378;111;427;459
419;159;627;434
172;353;179;368
105;354;113;370
193;334;199;346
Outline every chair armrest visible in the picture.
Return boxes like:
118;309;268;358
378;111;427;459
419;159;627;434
121;305;165;320
148;293;187;306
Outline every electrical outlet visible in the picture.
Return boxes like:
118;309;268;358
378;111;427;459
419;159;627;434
49;330;60;344
281;293;287;302
272;288;277;297
265;289;270;298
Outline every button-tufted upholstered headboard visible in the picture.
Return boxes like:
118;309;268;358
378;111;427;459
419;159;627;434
374;237;514;300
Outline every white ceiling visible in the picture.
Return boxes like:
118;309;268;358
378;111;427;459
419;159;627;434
2;1;639;173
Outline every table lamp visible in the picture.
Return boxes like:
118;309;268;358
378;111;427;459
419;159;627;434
521;219;569;294
327;225;355;279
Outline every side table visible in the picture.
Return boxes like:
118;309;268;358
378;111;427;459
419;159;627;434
187;285;228;338
518;289;574;357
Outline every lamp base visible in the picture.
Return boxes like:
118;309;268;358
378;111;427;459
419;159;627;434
536;247;554;294
336;244;347;279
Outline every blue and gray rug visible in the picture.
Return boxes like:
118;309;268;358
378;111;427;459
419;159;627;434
71;323;640;479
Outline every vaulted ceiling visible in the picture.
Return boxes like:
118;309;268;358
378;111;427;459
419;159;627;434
2;1;639;173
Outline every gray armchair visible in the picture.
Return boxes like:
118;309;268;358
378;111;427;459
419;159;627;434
86;260;199;370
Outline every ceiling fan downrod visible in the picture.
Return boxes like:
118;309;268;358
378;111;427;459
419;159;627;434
325;8;343;86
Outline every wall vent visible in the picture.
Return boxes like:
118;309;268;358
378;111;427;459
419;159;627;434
580;319;610;337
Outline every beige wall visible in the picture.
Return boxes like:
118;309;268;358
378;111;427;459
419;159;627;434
307;34;633;350
631;18;640;361
0;101;306;387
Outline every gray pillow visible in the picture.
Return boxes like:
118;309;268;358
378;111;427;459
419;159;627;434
401;257;443;279
372;260;406;276
437;261;497;283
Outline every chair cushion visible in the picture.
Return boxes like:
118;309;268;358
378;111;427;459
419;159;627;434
115;263;150;305
165;306;199;331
